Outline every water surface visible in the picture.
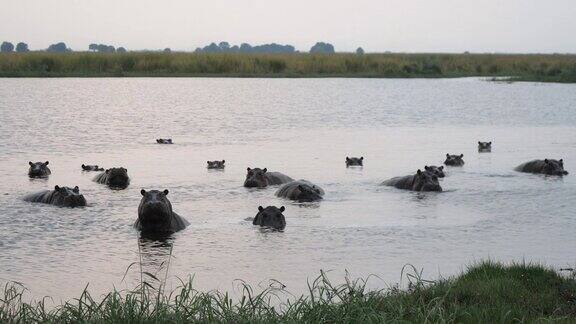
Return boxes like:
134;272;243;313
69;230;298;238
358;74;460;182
0;78;575;301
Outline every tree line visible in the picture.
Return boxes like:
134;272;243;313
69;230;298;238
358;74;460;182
1;41;366;54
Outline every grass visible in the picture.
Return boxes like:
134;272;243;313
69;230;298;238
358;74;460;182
1;261;575;323
0;52;576;82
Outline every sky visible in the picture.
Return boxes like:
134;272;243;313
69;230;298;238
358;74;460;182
1;0;575;53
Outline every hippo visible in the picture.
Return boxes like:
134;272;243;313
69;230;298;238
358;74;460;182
424;165;445;178
93;167;130;189
381;169;442;192
515;159;568;176
253;206;286;230
135;189;189;233
156;139;173;144
243;168;293;188
444;154;465;166
207;160;225;169
82;164;104;171
275;180;325;202
23;185;87;207
478;141;492;152
346;157;364;167
28;161;51;178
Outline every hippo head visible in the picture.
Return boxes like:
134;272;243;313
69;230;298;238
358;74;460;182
478;141;492;151
207;160;225;169
413;169;442;192
543;159;568;176
156;138;172;144
82;164;102;171
244;167;268;188
105;167;130;188
295;184;324;202
28;161;50;177
346;157;364;167
424;165;445;178
139;189;174;231
54;185;87;207
444;154;464;166
254;206;286;230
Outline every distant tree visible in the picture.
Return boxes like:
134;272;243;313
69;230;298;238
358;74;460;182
309;42;335;54
239;43;253;53
117;47;127;53
163;48;171;53
356;47;365;55
89;43;98;52
15;42;29;52
218;42;230;51
47;42;71;53
1;41;14;52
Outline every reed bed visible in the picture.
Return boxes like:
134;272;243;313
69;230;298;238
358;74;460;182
1;261;575;323
1;52;576;82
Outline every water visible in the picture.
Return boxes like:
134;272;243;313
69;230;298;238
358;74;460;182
0;78;575;302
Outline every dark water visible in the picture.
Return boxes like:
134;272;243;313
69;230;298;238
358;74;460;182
0;78;575;301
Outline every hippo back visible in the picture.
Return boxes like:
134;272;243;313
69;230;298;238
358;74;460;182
515;159;568;176
265;172;294;185
276;180;325;201
381;175;414;190
23;186;86;207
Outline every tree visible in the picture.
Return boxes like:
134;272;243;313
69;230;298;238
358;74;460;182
356;47;365;55
15;42;29;52
218;42;230;51
309;42;335;54
47;42;71;53
1;41;14;52
163;48;171;53
117;47;127;53
89;43;98;52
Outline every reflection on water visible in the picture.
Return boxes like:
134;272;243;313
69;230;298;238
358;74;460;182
0;78;575;301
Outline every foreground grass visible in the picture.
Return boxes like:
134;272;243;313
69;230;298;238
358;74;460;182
1;261;575;323
1;52;576;82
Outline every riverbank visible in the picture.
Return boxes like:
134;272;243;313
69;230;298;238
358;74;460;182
1;52;575;82
1;261;574;323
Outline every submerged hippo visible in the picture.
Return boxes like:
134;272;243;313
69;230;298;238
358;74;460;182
207;160;225;169
382;169;442;192
478;141;492;152
346;157;364;167
156;139;173;144
243;168;293;188
276;180;325;202
28;161;51;178
444;154;465;166
515;159;568;176
93;167;130;189
23;185;87;207
424;165;445;178
81;164;104;171
135;189;189;233
253;206;286;230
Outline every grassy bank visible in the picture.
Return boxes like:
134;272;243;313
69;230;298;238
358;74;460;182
1;261;575;323
1;52;576;82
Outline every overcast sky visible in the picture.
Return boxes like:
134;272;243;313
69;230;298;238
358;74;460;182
1;0;575;53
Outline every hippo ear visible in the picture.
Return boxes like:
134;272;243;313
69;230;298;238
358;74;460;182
544;159;549;163
258;206;264;212
488;142;492;145
417;169;422;175
247;167;251;172
74;186;79;192
560;159;563;163
222;160;225;163
298;185;304;190
439;166;444;170
82;164;85;167
29;161;33;166
446;154;450;158
163;189;169;195
360;157;364;160
460;154;464;158
263;168;267;173
346;157;350;161
478;141;482;145
425;166;430;171
54;185;60;191
280;206;285;212
207;161;210;164
105;169;110;173
44;161;49;165
140;189;146;196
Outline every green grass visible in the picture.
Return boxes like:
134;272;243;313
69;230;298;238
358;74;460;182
1;52;576;82
1;261;575;323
